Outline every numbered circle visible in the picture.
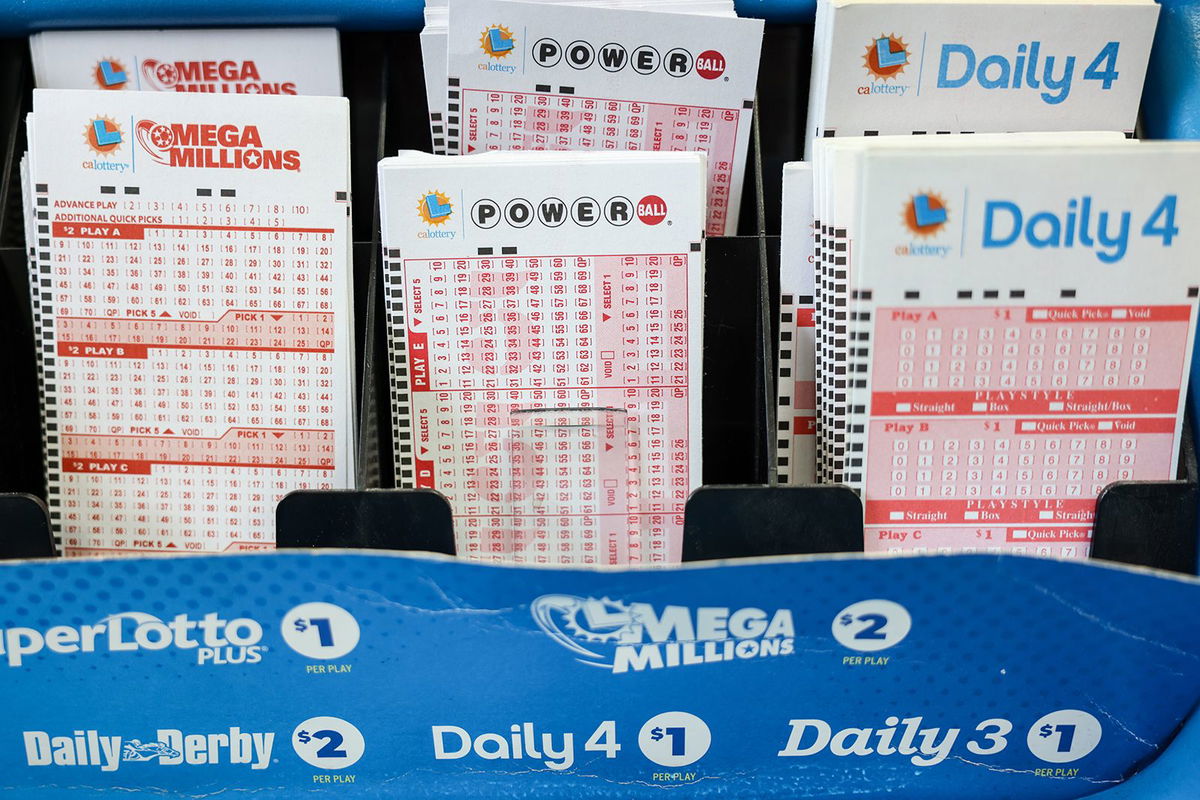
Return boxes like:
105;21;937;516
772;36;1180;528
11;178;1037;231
293;716;365;770
1026;710;1102;763
281;602;361;660
637;711;711;767
832;599;912;652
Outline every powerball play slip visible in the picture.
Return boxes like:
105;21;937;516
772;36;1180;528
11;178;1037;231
379;150;706;564
24;89;354;555
839;138;1200;558
442;0;762;235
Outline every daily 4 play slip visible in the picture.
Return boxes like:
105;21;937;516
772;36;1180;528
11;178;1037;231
811;134;1200;558
379;149;706;564
804;0;1158;156
30;29;342;95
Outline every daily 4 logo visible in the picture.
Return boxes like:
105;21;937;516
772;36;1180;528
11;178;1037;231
0;611;266;667
23;727;274;772
936;41;1122;105
532;595;795;674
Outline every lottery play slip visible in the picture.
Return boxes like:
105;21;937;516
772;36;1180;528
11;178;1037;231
805;0;1158;157
423;0;762;235
30;28;342;95
776;162;816;485
811;135;1200;558
23;89;355;555
379;150;706;564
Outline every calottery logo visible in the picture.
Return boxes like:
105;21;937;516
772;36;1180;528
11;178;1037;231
904;192;948;237
531;595;795;674
92;59;128;90
84;116;123;156
859;34;912;97
480;24;516;58
134;120;301;171
140;58;297;94
418;190;455;225
864;34;909;81
897;192;952;257
23;727;274;772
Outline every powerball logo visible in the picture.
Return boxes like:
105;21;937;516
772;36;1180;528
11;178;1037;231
134;120;301;171
531;594;795;674
898;191;952;257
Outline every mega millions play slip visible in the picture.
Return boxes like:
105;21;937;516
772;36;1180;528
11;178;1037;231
804;0;1158;157
433;0;762;235
379;150;706;564
24;89;354;556
812;134;1200;559
30;28;342;95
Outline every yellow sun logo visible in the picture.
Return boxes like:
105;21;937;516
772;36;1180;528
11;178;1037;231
83;116;123;157
480;24;516;59
417;191;454;226
864;34;909;81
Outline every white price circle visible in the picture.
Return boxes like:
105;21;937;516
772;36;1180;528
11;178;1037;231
637;711;711;767
1026;710;1102;763
281;602;361;659
292;716;365;770
832;599;912;652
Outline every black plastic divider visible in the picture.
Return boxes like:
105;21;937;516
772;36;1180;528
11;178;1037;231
277;488;454;554
0;494;54;559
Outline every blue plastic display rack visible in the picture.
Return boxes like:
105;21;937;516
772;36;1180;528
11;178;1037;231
0;0;814;36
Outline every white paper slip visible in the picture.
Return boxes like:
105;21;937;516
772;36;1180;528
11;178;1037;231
30;28;343;96
776;162;816;484
24;89;355;555
442;0;762;235
804;0;1158;157
823;136;1200;559
378;150;706;564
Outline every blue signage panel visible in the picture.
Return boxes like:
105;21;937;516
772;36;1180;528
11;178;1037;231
0;551;1196;797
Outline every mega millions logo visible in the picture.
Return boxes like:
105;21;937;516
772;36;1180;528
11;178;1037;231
480;24;516;58
134;119;301;171
140;58;297;94
531;594;795;674
418;190;455;225
92;59;128;90
864;34;909;81
84;116;123;156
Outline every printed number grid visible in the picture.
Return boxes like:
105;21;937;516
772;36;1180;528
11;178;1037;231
397;253;692;564
43;190;341;555
460;89;738;235
861;304;1192;558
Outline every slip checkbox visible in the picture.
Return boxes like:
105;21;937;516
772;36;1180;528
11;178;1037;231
1039;511;1054;520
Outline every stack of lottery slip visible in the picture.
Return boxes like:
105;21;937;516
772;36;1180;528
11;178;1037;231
23;89;355;556
419;0;762;235
804;0;1159;158
379;150;706;565
811;133;1200;559
30;28;342;95
775;163;817;484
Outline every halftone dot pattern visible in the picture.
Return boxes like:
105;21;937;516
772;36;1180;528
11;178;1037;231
0;552;1194;798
